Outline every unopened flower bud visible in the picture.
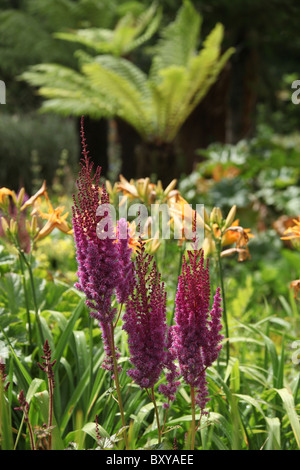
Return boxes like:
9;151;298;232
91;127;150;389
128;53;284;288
17;188;26;207
224;205;237;230
9;219;17;235
31;215;38;235
1;216;9;235
163;179;177;196
142;177;150;197
203;207;210;225
210;207;223;225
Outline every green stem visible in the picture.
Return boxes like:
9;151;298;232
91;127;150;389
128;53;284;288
18;249;44;347
48;377;54;451
170;241;185;325
151;387;161;444
216;244;229;365
109;321;129;450
18;254;32;347
190;386;196;450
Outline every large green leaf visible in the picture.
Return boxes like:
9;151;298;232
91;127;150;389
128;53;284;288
21;0;234;143
55;3;161;57
275;387;300;449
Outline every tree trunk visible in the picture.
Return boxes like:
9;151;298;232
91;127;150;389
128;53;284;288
134;140;180;186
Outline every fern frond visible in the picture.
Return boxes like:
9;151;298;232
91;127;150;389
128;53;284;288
20;63;113;118
82;56;152;136
54;2;161;57
150;0;201;80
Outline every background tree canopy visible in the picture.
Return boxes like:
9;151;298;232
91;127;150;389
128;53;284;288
0;0;300;190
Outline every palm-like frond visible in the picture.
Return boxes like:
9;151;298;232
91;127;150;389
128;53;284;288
21;64;114;118
54;2;161;57
82;56;152;136
22;1;235;143
152;22;235;142
149;0;201;80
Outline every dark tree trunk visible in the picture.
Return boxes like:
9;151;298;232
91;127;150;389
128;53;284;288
116;118;140;180
134;141;180;186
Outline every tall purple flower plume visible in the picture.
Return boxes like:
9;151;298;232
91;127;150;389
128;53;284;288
72;117;129;373
72;118;120;324
114;217;135;305
172;249;223;412
122;241;180;402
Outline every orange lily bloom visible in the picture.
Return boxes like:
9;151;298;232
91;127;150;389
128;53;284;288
20;181;47;211
36;201;72;240
281;216;300;240
290;280;300;299
221;219;254;247
0;187;13;205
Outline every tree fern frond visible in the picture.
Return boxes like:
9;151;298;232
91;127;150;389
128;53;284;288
151;66;189;141
82;59;151;136
20;63;113;118
93;55;150;99
37;96;113;119
54;28;114;53
54;2;161;57
149;0;201;80
20;63;89;90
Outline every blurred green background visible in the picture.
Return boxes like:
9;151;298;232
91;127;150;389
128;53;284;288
1;0;300;196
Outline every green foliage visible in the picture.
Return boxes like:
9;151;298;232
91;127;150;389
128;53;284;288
0;113;78;193
0;209;299;450
179;125;300;218
54;2;162;57
21;0;234;143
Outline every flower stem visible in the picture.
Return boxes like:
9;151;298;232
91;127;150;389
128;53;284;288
190;386;196;450
18;253;32;347
216;244;230;365
18;249;44;347
150;387;161;444
109;321;129;450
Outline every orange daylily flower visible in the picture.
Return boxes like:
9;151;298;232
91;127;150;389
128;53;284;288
221;219;254;247
20;181;47;211
290;280;300;299
281;216;300;240
114;220;154;253
212;164;241;182
168;193;204;243
36;201;72;240
0;187;13;205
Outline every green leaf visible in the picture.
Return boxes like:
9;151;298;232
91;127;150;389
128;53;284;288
230;359;240;393
34;390;65;450
54;298;85;364
275;387;300;449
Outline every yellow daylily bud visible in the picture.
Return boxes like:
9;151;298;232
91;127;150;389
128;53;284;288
9;219;17;235
224;205;237;230
142;177;150;198
156;180;163;195
1;217;9;235
210;207;223;225
31;215;38;235
203;207;210;225
17;187;26;207
11;191;18;206
202;236;216;257
163;179;177;196
26;219;31;234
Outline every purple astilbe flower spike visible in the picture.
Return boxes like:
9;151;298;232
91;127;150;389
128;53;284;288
122;241;179;400
72;117;122;369
172;249;223;413
114;218;135;305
